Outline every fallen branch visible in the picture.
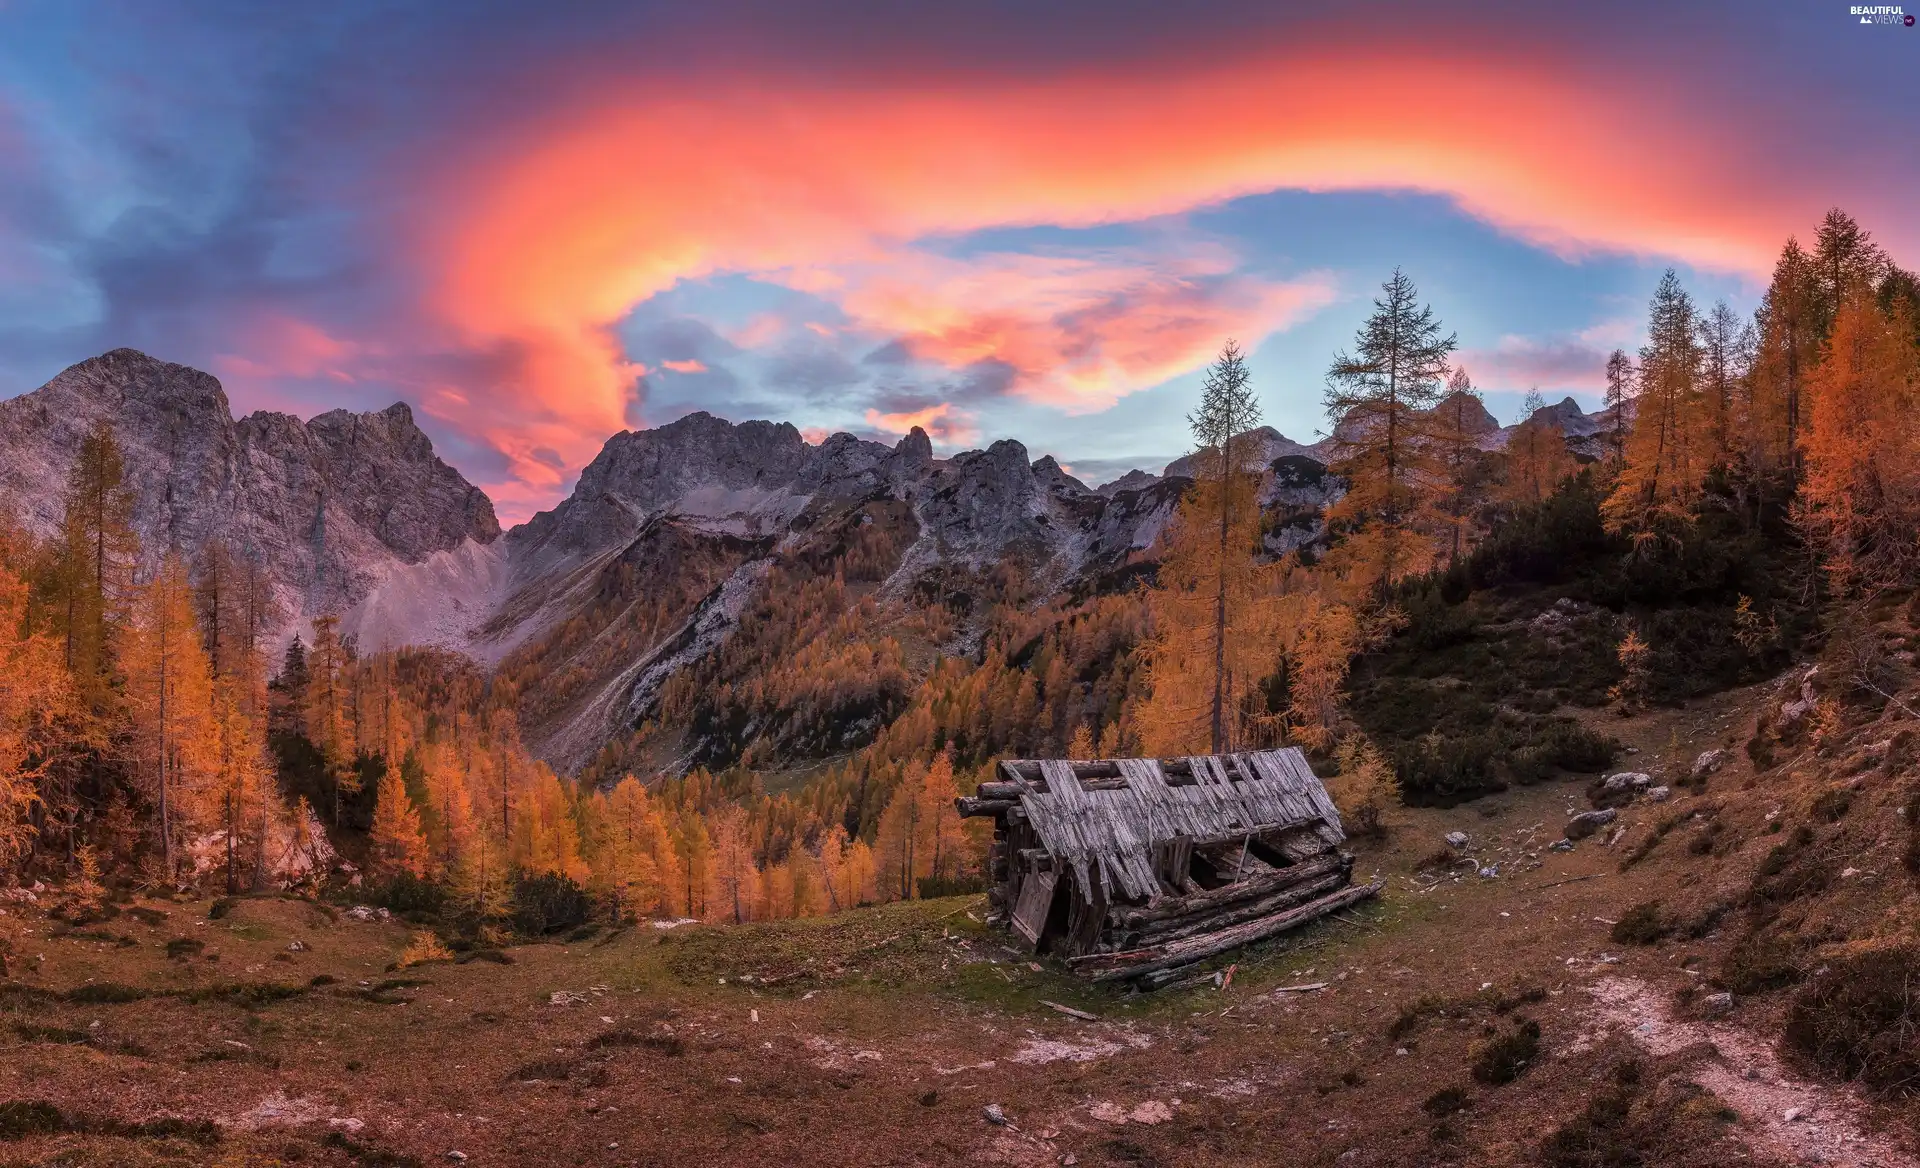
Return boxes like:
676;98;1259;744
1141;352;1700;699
1270;982;1328;994
1530;873;1601;891
1040;1000;1099;1021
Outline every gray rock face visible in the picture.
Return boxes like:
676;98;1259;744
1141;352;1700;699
0;349;499;639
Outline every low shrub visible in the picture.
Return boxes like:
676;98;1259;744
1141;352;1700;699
1422;1085;1471;1118
65;982;146;1004
1611;902;1670;946
164;937;205;960
1717;933;1805;995
510;871;591;936
1471;1019;1541;1085
1782;946;1920;1097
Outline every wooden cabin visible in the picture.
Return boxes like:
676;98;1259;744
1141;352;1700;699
957;749;1381;988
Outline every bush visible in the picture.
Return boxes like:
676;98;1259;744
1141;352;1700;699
510;871;591;936
370;871;445;916
1783;946;1920;1096
1718;933;1805;995
1422;1085;1471;1118
1471;1019;1541;1085
1611;902;1670;946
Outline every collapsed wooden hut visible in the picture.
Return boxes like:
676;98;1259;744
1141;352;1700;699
957;748;1382;988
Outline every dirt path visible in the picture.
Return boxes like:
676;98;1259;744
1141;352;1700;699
1588;977;1917;1168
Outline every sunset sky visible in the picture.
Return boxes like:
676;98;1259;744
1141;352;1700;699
2;1;1914;520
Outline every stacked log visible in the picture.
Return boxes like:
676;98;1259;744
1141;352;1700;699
1068;880;1384;984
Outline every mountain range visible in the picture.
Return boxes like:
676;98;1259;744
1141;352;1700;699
0;349;1610;775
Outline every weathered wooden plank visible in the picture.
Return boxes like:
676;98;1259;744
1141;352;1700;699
1111;851;1350;927
1011;869;1058;949
1070;880;1384;982
1128;870;1347;947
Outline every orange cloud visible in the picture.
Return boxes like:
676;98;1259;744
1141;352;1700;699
802;246;1333;411
410;43;1859;514
660;358;707;373
863;402;980;447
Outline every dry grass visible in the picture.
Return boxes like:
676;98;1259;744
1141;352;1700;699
0;674;1912;1165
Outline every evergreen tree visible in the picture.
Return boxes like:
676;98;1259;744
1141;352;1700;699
1324;268;1458;593
303;615;356;823
1811;208;1888;337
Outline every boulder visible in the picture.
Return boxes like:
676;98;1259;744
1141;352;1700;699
1601;772;1652;793
1564;809;1617;841
1648;786;1672;802
1445;831;1470;849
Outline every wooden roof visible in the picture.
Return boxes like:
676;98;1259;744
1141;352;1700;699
998;748;1345;902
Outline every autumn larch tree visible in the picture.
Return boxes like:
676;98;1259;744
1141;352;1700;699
1798;291;1920;592
1696;299;1752;470
1186;340;1265;752
1749;237;1820;480
55;420;138;705
1602;349;1634;468
369;767;430;880
0;553;75;862
1503;389;1576;506
1324;268;1458;594
122;552;217;878
1430;366;1491;564
303;614;356;824
1605;269;1705;539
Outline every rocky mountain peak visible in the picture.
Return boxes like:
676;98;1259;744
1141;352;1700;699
0;350;499;641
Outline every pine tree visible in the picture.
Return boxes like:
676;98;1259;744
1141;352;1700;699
369;769;429;879
1324;269;1458;593
121;553;217;878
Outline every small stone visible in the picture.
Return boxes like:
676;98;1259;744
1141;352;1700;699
984;1103;1009;1126
1690;749;1728;780
1785;1107;1807;1123
1701;992;1734;1018
1564;809;1617;841
445;1154;468;1164
287;940;308;952
1601;772;1652;793
1478;866;1498;879
1648;786;1671;802
1549;839;1576;853
1444;831;1470;849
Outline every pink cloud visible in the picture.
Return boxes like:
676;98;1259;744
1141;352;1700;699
862;401;980;447
660;358;707;373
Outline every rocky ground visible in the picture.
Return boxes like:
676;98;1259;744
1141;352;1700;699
2;674;1916;1168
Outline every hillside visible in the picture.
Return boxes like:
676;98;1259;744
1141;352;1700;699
2;665;1915;1166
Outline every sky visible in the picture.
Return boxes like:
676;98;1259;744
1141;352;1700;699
1;1;1915;521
